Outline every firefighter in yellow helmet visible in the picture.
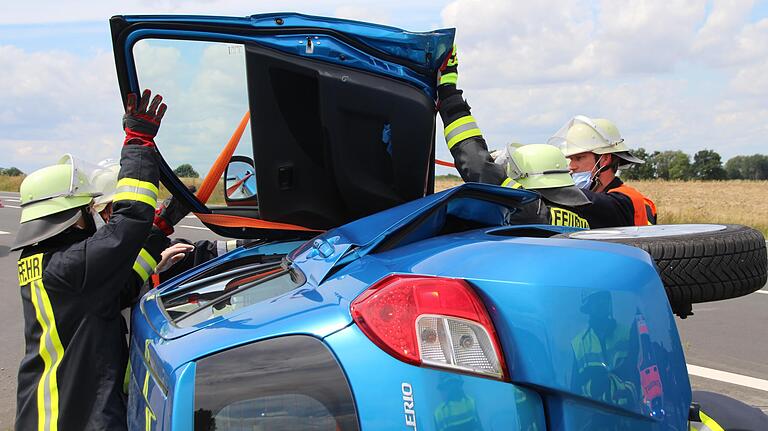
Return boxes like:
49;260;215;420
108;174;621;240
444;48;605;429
437;45;591;228
13;89;165;431
548;116;657;227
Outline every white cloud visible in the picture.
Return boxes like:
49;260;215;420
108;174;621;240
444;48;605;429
0;45;123;171
435;0;768;165
2;0;767;176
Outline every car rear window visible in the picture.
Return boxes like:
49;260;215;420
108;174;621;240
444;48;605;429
194;335;359;431
160;260;304;327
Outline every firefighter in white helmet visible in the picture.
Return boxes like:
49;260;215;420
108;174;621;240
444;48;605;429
548;116;657;227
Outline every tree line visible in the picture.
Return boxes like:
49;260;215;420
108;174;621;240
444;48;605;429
622;149;768;180
0;167;24;176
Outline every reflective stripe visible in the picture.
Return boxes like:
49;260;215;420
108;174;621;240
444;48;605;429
113;177;158;208
501;178;523;189
29;278;63;431
439;72;458;85
689;410;725;431
133;248;158;282
444;116;482;149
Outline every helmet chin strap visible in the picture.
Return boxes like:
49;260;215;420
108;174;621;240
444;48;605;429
588;154;611;191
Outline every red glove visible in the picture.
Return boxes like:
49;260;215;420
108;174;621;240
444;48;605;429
123;89;167;147
154;186;195;236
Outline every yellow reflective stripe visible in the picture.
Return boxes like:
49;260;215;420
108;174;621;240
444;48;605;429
501;178;523;189
138;248;158;270
114;177;159;208
116;177;159;196
444;115;476;136
444;116;482;149
446;128;483;149
699;411;725;431
133;248;157;282
133;261;150;283
30;279;63;431
439;72;458;85
113;192;157;208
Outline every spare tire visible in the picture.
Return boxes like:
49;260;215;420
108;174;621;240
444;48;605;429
554;224;767;318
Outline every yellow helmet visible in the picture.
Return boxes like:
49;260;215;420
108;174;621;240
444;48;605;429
505;144;590;207
12;155;102;250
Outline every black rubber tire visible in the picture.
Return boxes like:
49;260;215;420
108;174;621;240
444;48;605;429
554;225;767;317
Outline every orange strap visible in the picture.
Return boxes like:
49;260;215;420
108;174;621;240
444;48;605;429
196;111;251;204
189;111;323;233
195;212;322;232
435;159;456;168
609;184;656;226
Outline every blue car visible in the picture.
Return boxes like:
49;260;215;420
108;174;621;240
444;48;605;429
110;13;768;431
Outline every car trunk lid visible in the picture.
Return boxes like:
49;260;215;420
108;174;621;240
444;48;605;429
110;13;454;240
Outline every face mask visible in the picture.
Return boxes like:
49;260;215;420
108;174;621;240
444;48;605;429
572;171;592;189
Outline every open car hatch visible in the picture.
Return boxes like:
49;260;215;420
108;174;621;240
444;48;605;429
110;13;455;240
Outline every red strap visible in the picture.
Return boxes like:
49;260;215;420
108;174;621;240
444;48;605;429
194;212;322;232
435;159;455;168
150;273;160;288
153;214;174;236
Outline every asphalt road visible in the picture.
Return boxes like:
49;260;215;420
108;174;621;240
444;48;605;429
0;191;766;427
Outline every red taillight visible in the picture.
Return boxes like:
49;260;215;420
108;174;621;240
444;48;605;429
350;275;508;380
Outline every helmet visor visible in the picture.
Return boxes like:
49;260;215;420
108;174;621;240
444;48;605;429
547;115;624;154
60;154;107;194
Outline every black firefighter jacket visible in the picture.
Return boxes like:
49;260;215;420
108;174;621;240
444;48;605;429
437;84;590;228
15;145;161;431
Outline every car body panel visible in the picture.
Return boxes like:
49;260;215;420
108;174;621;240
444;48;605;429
128;185;690;429
325;324;548;431
117;13;454;96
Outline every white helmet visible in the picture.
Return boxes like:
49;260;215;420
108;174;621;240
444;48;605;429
90;159;120;212
548;115;644;167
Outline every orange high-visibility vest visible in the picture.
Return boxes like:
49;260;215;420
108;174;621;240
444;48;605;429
608;184;657;226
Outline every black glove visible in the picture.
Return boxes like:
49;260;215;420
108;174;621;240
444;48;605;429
153;186;196;236
123;89;167;147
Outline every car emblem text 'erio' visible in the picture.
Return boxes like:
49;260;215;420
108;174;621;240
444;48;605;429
402;382;417;430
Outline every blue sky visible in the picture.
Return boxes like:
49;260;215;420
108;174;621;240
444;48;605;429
1;0;767;175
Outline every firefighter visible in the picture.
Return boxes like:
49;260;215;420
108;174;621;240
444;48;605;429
89;160;196;292
548;115;658;228
12;89;165;430
437;45;591;228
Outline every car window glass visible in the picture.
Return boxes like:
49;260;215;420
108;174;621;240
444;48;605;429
170;269;304;328
212;394;337;431
195;336;359;431
133;38;254;205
